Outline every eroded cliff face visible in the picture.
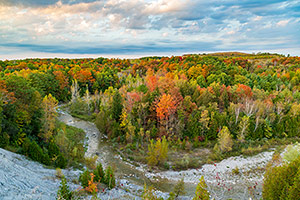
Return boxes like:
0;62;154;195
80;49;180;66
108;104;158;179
0;148;68;199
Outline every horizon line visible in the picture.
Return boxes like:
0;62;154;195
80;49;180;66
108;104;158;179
1;50;298;61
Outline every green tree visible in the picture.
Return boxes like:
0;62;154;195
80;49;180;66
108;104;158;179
57;176;73;200
111;90;123;122
28;72;60;100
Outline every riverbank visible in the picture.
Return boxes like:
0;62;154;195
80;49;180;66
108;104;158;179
58;106;284;199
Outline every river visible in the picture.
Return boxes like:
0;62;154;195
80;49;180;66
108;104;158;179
57;107;274;200
0;108;274;200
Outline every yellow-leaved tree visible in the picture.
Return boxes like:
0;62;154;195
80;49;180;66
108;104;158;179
193;176;210;200
41;94;58;141
238;116;249;143
147;136;168;166
214;126;233;153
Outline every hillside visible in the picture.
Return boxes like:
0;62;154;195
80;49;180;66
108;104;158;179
1;53;300;199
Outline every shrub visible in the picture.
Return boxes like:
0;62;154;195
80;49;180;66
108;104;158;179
48;140;61;158
142;184;162;200
57;176;73;200
167;192;176;200
93;163;104;183
95;109;111;136
48;141;67;168
193;176;210;200
42;153;51;165
263;156;300;199
173;178;185;198
0;132;9;148
288;169;300;199
104;166;116;189
85;156;98;170
22;137;31;155
56;168;63;179
55;154;67;169
69;98;89;116
25;139;50;165
85;173;98;194
232;166;240;175
283;142;300;163
79;169;91;188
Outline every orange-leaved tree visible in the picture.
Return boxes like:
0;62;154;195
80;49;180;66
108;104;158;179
145;69;158;92
155;93;178;135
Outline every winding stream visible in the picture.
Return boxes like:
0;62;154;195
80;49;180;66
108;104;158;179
57;107;274;200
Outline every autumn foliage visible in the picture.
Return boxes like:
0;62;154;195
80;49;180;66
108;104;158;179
155;94;177;121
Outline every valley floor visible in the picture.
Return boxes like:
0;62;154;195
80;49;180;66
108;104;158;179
0;108;278;200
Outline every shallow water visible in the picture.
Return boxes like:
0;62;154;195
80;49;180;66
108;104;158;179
0;107;274;200
57;107;274;199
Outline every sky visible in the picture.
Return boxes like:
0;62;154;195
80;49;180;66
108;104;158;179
0;0;300;59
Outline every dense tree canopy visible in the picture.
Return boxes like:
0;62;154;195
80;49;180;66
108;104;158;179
1;53;300;165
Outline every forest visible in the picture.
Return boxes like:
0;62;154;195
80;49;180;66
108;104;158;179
1;52;300;199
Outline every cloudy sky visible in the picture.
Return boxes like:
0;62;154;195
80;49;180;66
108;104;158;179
0;0;299;59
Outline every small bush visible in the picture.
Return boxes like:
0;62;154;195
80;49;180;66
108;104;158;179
232;166;240;175
24;139;51;165
0;132;9;148
79;164;116;190
56;168;63;179
42;153;51;165
142;184;162;200
48;140;61;158
288;169;300;199
57;176;73;200
93;163;104;183
47;141;67;168
104;166;116;189
22;138;31;155
55;154;67;169
263;156;300;199
69;99;89;116
173;178;185;198
79;169;91;188
85;173;98;194
85;156;98;170
193;176;210;200
241;145;263;156
283;142;300;163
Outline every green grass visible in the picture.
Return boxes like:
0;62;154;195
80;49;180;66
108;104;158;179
56;121;86;168
68;112;96;122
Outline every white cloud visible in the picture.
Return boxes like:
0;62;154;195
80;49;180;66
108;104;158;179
253;16;262;21
162;32;168;37
0;0;299;56
276;19;290;27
